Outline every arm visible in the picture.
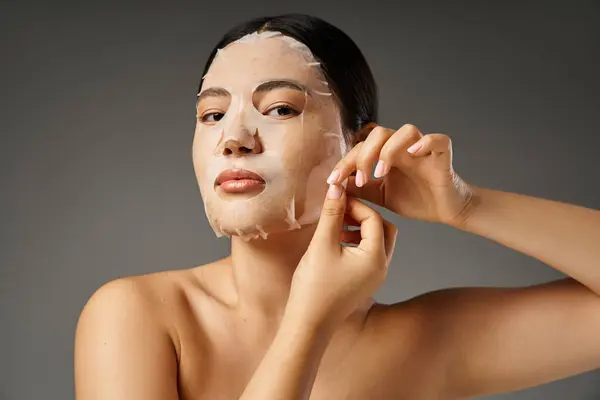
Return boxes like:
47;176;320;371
327;124;600;397
456;186;600;295
436;186;600;398
74;279;179;400
239;311;333;400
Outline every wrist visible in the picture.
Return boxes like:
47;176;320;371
282;300;338;341
448;184;484;231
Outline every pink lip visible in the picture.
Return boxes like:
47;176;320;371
215;168;266;194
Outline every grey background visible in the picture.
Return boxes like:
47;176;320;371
2;1;599;399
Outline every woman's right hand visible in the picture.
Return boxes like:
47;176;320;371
287;183;398;331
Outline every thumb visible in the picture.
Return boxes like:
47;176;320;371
313;184;347;246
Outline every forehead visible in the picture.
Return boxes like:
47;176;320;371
201;34;322;91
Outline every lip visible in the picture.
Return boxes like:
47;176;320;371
215;168;266;194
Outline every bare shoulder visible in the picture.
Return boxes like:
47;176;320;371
78;269;188;332
80;273;167;312
76;263;222;349
363;288;455;342
367;278;600;399
74;266;219;399
347;294;461;398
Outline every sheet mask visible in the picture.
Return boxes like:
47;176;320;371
193;31;348;241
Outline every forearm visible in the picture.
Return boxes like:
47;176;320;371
239;311;333;400
455;185;600;295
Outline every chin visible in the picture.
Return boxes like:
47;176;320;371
206;200;301;240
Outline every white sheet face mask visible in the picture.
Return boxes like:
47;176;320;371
192;31;348;241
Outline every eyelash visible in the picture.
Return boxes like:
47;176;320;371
265;103;300;117
200;112;224;123
199;103;299;124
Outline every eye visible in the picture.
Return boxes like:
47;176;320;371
265;104;299;118
200;112;225;123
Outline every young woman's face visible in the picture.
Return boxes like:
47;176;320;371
192;32;346;240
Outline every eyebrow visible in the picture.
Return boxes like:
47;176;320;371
196;87;230;104
196;79;310;105
254;80;310;96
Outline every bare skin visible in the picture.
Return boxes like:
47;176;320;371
75;33;600;399
75;260;446;399
74;183;600;399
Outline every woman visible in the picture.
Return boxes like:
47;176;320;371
74;13;600;400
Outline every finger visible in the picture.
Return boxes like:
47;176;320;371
407;133;453;160
345;175;385;207
379;124;424;172
354;126;394;187
343;213;361;227
340;230;361;245
313;184;347;248
382;218;398;264
326;141;364;185
344;217;396;258
345;197;384;253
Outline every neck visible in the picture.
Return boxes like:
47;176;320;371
229;223;317;319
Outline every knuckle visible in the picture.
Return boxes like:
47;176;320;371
351;140;365;150
346;141;364;160
379;146;393;161
322;203;346;217
338;159;355;173
431;133;452;150
435;132;450;141
355;152;372;170
369;210;383;224
402;123;419;134
335;159;348;171
370;126;389;138
444;135;452;149
370;126;384;135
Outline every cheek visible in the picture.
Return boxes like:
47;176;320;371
192;126;216;183
279;133;323;178
282;109;342;163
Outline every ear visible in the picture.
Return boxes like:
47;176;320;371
354;122;377;145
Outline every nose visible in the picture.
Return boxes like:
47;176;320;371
222;134;260;156
214;106;263;156
218;124;262;156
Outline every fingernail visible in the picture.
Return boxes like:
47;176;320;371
355;170;365;187
327;184;343;199
407;142;422;153
374;160;385;178
326;169;340;184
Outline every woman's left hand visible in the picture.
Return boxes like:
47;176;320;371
327;124;476;227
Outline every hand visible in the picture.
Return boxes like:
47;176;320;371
327;124;475;227
287;185;397;331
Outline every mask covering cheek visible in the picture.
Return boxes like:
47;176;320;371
194;31;347;241
293;129;349;226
